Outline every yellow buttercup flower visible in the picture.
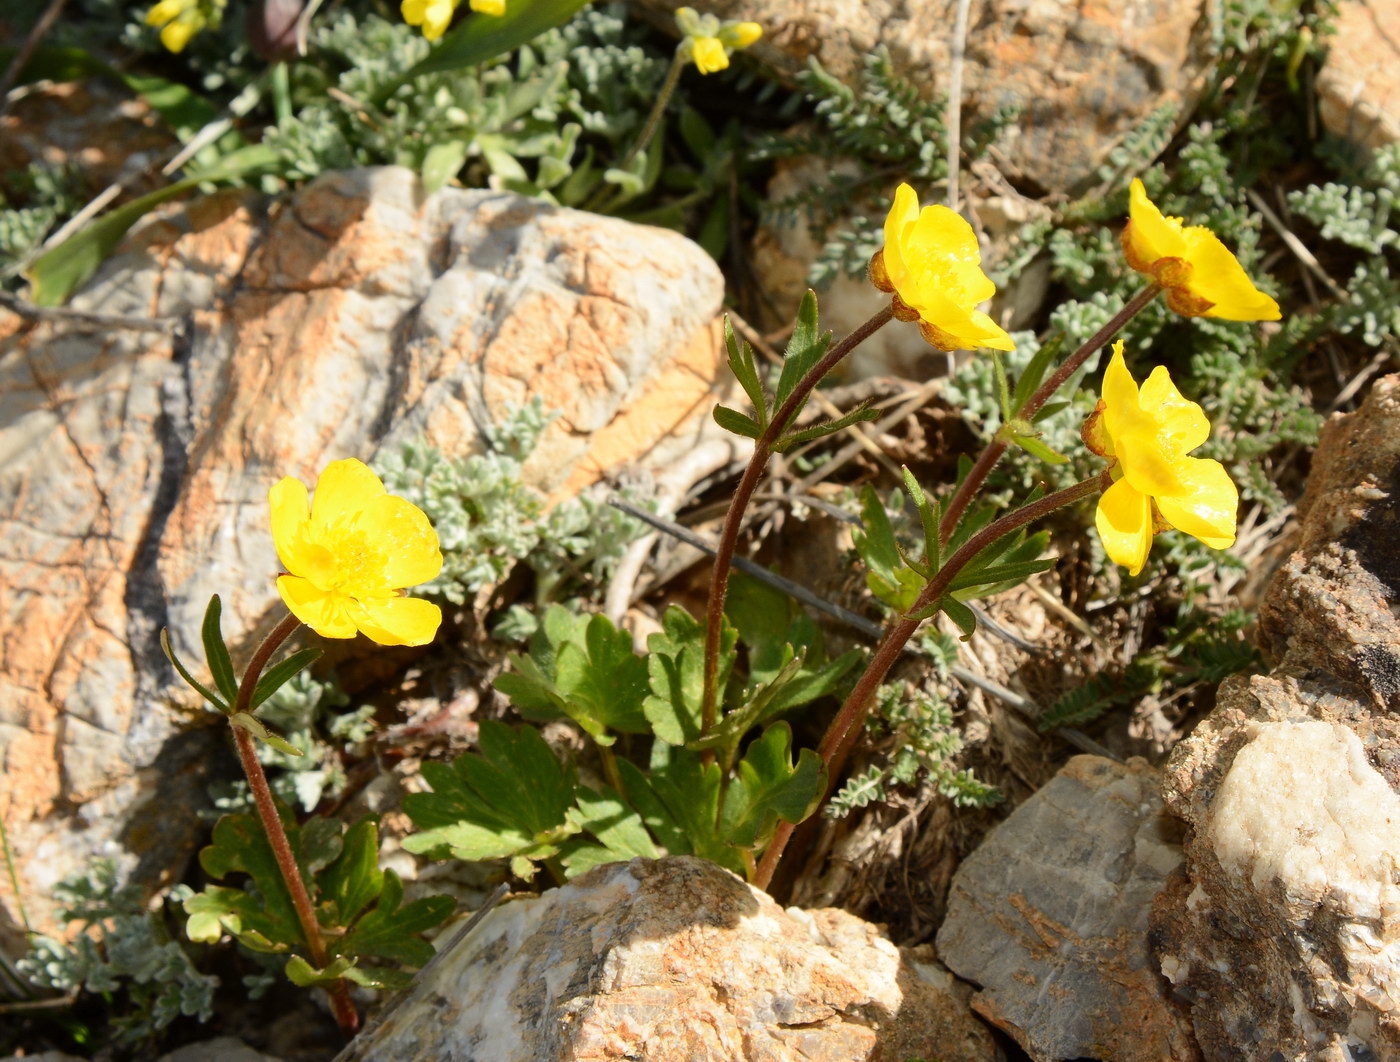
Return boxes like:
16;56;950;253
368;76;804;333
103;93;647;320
868;182;1014;353
1083;341;1237;576
675;7;762;75
470;0;505;15
145;0;213;53
401;0;498;40
269;459;443;646
1122;179;1280;321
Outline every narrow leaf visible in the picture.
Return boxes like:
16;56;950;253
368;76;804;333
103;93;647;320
1012;432;1070;465
947;557;1057;593
230;712;304;757
772;291;832;421
774;401;880;451
712;405;763;440
940;596;978;637
1011;334;1065;413
723;316;768;424
421;139;470;194
251;648;322;709
992;349;1012;421
160;627;227;713
201;595;238;706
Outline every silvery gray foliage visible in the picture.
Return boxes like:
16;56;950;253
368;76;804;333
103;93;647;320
19;860;217;1044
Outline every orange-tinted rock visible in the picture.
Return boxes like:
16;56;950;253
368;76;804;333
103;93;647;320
1318;0;1400;155
0;168;728;946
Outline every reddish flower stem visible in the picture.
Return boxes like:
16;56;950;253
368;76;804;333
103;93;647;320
230;611;359;1038
699;306;894;739
754;469;1112;892
937;284;1161;544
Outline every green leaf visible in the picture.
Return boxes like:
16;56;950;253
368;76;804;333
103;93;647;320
421;139;470;194
712;405;763;440
679;105;717;160
642;606;736;747
719;723;825;850
772;291;832;421
118;71;228;144
160;628;227;713
1011;432;1070;465
338;870;453;967
402;721;577;868
1011;334;1065;413
198;810;305;952
854;485;924;611
774;400;880;452
939;596;978;638
625;747;739;873
946;557;1056;594
0;45;107;86
318;818;382;927
698;195;730;261
902;466;942;572
27;143;279;306
201;595;238;706
992;349;1012;421
397;0;592;80
251;648;322;709
560;785;661;876
723;316;768;425
229;712;304;758
285;954;357;987
183;886;266;945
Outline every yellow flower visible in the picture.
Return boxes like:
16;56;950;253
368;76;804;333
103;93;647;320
1083;341;1237;576
469;0;504;16
675;7;761;74
401;0;459;39
145;0;206;53
269;459;443;646
868;182;1014;353
690;36;729;74
1122;178;1280;321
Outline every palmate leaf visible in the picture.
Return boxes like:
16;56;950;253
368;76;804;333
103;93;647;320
402;720;578;867
719;722;824;850
642;605;737;747
195;810;305;952
560;785;662;877
337;869;452;968
616;749;739;874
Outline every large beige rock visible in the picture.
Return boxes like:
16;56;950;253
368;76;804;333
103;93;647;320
936;755;1198;1062
1155;375;1400;1060
1318;0;1400;154
638;0;1210;195
338;856;997;1062
0;167;730;948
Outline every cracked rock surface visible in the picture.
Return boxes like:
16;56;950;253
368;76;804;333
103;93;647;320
337;856;996;1062
1155;374;1400;1061
0;167;728;949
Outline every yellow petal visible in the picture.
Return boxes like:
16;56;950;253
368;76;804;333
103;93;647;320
277;576;358;639
721;21;762;48
159;16;197;52
881;183;921;290
1099;341;1140;433
1154;457;1238;549
469;0;504;15
1125;179;1186;268
401;0;428;24
348;596;443;646
1179;226;1281;321
269;476;312;574
359;494;443;588
145;0;185;25
1096;476;1154;576
309;459;387;527
691;36;728;74
1138;365;1210;453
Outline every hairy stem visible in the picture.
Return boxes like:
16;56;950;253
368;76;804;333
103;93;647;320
754;469;1111;891
700;306;894;738
938;284;1161;543
231;611;359;1038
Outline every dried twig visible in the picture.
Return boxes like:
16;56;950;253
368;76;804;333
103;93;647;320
0;291;176;333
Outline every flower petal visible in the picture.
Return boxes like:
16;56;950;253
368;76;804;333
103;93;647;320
269;476;312;574
359;494;444;588
1100;342;1140;431
310;459;387;527
277;576;358;639
1125;179;1186;265
1138;365;1211;453
1180;226;1281;321
882;183;920;287
1155;457;1238;549
347;596;443;647
720;20;762;48
692;36;728;74
1096;476;1154;576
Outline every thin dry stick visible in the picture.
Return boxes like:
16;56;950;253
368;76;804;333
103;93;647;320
0;0;71;113
754;469;1111;891
699;307;894;737
944;0;973;212
0;291;175;333
231;612;359;1037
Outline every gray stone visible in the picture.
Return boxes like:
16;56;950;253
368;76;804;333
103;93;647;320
339;856;997;1062
936;755;1198;1062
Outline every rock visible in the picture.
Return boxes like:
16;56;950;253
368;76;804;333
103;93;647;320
1156;374;1400;1060
936;755;1198;1062
0;167;730;948
338;855;996;1062
1318;0;1400;155
156;1038;283;1062
636;0;1209;195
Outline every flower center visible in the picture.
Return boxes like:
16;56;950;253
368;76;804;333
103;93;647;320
315;519;389;598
